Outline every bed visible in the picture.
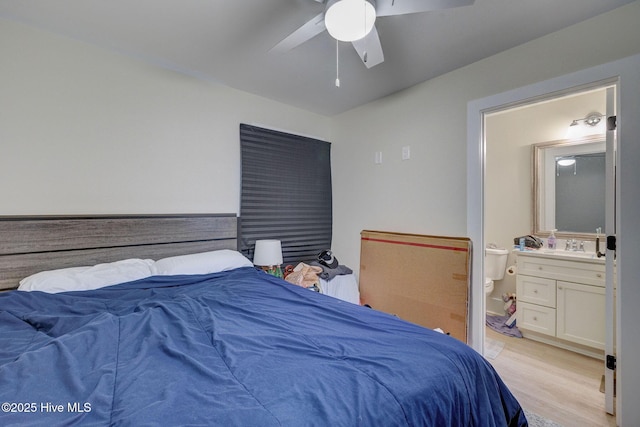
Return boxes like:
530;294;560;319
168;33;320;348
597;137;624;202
0;215;526;426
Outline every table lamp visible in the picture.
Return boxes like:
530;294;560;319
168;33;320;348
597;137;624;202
253;239;283;278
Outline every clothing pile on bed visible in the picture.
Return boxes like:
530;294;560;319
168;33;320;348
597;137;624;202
310;249;353;280
282;250;358;301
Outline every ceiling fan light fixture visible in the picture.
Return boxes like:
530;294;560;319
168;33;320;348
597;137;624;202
325;0;376;42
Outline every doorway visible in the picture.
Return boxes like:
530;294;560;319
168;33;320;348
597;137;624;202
482;86;614;426
466;54;640;424
483;88;608;316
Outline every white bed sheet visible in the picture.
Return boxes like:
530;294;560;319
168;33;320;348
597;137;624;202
320;274;360;305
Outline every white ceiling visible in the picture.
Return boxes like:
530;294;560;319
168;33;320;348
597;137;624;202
0;0;634;116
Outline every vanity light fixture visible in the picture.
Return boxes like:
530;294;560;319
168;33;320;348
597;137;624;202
569;112;604;127
567;112;605;139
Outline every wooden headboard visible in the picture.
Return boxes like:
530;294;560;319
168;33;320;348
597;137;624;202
0;214;238;290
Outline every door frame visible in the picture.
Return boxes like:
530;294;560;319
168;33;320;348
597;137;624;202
467;53;640;425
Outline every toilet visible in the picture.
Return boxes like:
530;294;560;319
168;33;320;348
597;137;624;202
485;246;509;295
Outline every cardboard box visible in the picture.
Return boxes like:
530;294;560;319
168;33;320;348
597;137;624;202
359;230;471;342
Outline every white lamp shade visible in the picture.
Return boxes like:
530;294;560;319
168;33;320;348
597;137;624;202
325;0;376;42
253;240;283;266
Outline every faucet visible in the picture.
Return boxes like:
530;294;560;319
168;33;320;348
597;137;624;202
565;239;577;251
563;239;585;252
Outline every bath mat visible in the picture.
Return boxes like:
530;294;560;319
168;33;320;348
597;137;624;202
523;408;564;427
484;337;505;360
486;313;523;338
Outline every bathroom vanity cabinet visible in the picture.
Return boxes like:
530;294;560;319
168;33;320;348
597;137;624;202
516;251;607;358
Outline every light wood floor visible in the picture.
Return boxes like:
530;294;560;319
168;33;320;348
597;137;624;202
486;328;616;427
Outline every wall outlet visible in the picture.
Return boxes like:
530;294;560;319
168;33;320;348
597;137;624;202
402;146;411;160
374;151;383;164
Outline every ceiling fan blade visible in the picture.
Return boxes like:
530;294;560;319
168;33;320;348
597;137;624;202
351;25;384;68
376;0;474;17
271;12;327;53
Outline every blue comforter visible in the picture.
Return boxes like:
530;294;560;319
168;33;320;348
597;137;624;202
0;267;526;426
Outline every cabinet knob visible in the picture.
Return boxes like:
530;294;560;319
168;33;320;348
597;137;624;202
596;273;603;278
558;286;563;290
533;316;538;321
533;289;538;294
538;266;543;270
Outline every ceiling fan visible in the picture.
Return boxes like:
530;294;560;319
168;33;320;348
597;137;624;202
272;0;475;69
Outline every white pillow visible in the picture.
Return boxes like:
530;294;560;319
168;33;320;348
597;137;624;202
152;250;253;276
18;258;155;294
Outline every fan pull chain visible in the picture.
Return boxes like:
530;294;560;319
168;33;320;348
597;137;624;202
363;0;368;63
335;39;340;87
364;0;367;38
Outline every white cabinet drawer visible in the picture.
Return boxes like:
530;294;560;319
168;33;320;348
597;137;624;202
517;275;556;308
517;301;556;336
518;256;605;287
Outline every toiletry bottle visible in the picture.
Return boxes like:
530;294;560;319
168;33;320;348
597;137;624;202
548;229;557;250
519;237;525;251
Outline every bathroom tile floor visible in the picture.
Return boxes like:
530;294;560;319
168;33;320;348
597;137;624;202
486;327;616;427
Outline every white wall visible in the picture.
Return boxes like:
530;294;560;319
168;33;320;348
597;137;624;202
4;3;640;264
484;90;606;314
0;19;330;216
331;1;640;271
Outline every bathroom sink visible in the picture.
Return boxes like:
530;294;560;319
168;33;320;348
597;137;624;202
523;249;603;262
541;250;598;259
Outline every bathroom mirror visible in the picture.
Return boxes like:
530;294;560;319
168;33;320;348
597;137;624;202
533;135;605;239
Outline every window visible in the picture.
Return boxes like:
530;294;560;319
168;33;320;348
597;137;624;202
239;124;332;264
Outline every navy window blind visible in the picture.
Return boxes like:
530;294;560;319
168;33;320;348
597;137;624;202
239;124;332;265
